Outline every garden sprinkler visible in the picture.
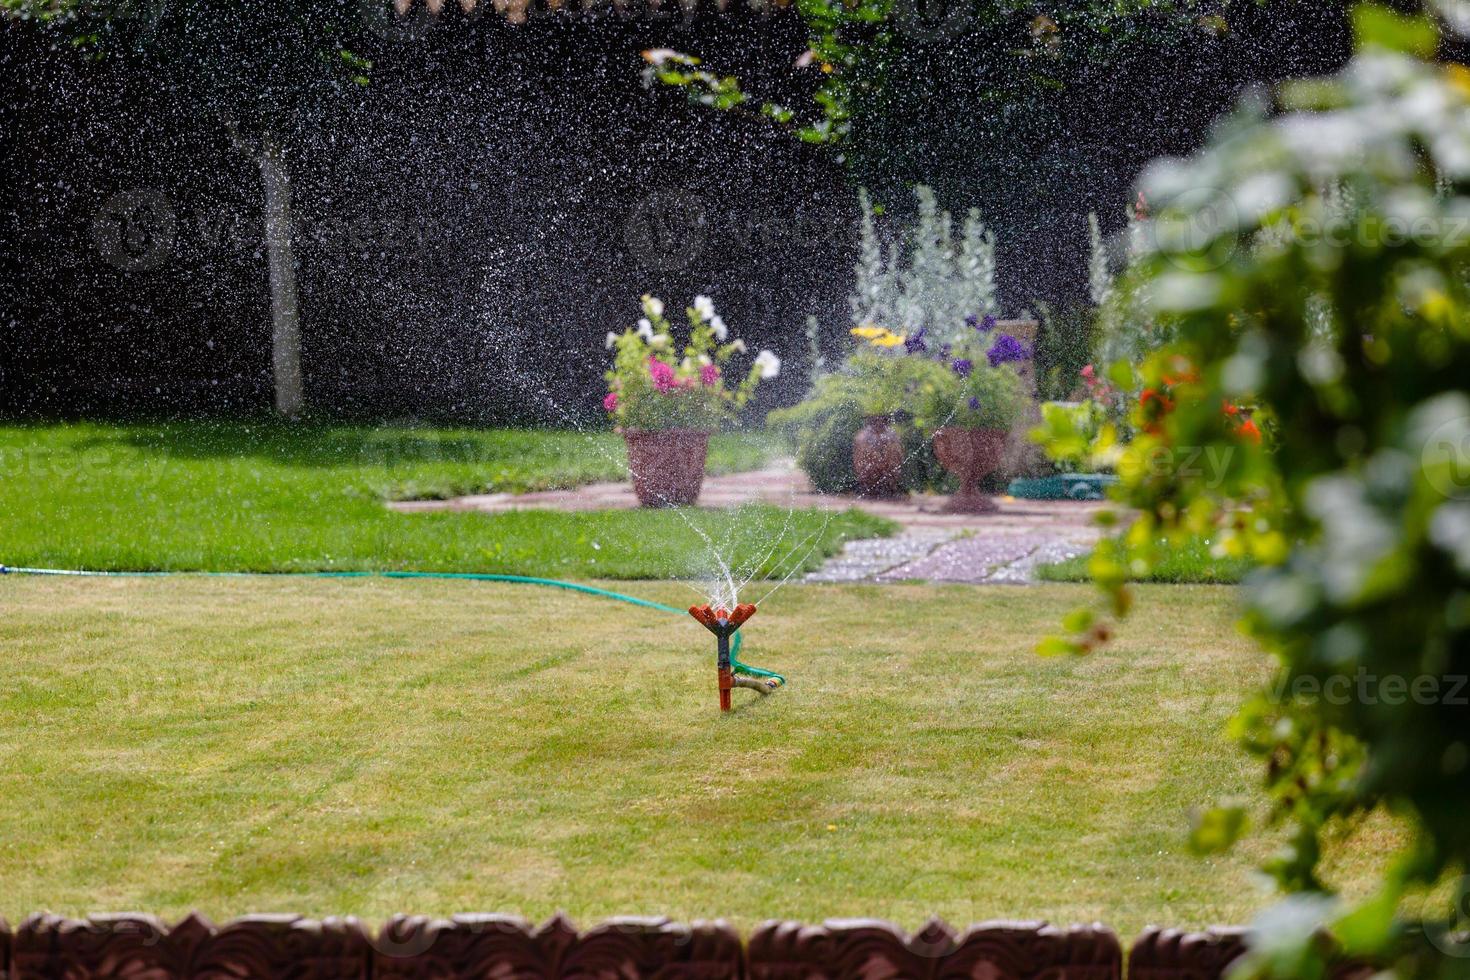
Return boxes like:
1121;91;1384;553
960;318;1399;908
688;603;783;711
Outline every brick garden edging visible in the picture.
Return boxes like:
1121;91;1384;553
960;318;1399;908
0;913;1368;979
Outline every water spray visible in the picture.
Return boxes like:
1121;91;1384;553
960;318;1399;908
688;602;783;711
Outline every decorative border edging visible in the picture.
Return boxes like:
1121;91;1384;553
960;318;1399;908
748;918;1122;979
1128;927;1248;980
10;913;371;979
371;913;742;978
0;915;1373;979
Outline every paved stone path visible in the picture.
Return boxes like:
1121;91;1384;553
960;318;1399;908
389;460;1107;584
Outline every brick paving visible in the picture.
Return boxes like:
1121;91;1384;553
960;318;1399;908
388;460;1108;584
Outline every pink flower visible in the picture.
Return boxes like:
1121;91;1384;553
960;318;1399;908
700;364;720;386
648;357;676;393
603;391;619;412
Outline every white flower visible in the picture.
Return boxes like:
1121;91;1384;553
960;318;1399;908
729;338;747;354
754;350;781;379
698;354;712;366
650;333;671;350
710;314;728;341
693;295;716;321
605;331;619;350
636;318;654;339
642;295;664;319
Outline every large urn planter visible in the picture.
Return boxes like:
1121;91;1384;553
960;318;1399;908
932;427;1008;514
622;429;710;507
852;415;906;499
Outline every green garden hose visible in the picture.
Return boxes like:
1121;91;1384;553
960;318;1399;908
0;565;785;684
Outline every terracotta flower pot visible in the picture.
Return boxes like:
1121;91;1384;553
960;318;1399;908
932;426;1008;514
852;415;905;499
623;429;710;507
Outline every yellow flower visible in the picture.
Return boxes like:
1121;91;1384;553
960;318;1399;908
870;333;906;348
850;325;885;338
1447;64;1470;100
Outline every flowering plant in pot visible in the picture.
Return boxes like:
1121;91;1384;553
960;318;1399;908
839;344;950;499
604;294;779;506
913;325;1031;513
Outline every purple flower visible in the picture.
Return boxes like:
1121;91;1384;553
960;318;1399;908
903;328;928;354
968;396;981;410
980;314;997;333
986;333;1031;367
951;358;973;378
939;343;952;360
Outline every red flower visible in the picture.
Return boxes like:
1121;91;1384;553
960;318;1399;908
1139;388;1175;413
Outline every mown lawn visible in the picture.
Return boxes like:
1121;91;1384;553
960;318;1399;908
0;422;889;579
1038;535;1254;585
0;576;1387;933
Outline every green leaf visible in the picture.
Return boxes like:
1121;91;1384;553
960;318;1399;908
1188;804;1248;855
1037;635;1079;657
1062;607;1095;633
1351;2;1438;56
1105;360;1135;391
1332;885;1401;957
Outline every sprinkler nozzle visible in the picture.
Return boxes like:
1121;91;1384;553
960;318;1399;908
689;603;757;712
688;602;756;637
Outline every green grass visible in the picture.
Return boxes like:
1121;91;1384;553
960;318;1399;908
1037;536;1254;584
0;422;890;579
0;577;1387;932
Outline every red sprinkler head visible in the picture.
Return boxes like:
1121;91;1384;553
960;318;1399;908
688;602;756;637
689;603;757;712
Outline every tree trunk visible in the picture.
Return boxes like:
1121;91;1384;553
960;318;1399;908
258;134;304;416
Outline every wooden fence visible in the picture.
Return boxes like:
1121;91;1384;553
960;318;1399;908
0;914;1371;979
